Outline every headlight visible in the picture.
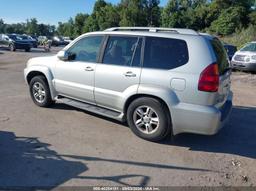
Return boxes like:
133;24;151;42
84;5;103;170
251;55;256;60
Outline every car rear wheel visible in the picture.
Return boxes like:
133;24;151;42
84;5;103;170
127;97;171;142
25;48;31;52
29;76;54;107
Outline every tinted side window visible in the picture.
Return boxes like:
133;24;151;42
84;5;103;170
144;37;189;70
103;36;140;67
68;36;103;62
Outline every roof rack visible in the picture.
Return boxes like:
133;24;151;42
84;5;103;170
105;27;198;35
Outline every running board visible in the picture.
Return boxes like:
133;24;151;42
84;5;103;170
58;97;124;121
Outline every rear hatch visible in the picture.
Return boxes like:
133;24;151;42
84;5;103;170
211;38;232;107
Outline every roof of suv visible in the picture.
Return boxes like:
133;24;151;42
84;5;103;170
64;27;215;52
105;27;199;35
78;27;214;41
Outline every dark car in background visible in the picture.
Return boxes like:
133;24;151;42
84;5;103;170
51;36;68;46
20;35;38;48
224;43;237;61
0;34;32;52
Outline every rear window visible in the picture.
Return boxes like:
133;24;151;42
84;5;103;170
211;38;229;75
143;37;189;70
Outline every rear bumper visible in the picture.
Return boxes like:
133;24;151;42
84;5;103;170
171;92;233;135
231;61;256;72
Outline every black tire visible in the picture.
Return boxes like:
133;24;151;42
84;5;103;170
29;76;54;107
9;44;16;51
127;97;171;142
25;48;31;52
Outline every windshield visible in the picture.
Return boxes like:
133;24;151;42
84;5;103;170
240;43;256;52
8;35;17;40
20;35;29;40
8;35;23;40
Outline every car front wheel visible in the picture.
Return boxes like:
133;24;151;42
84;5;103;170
29;76;54;107
127;97;171;142
9;44;16;51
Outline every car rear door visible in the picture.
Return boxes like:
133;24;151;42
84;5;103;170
94;35;143;111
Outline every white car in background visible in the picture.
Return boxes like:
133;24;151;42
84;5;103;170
63;37;72;44
231;41;256;72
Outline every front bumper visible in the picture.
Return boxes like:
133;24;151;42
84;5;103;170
231;61;256;72
171;92;233;135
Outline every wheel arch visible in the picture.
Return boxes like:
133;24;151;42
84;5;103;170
124;94;173;125
124;94;174;139
26;71;47;84
25;66;57;100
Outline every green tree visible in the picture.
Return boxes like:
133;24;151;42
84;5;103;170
37;24;55;36
57;18;75;37
74;13;89;36
83;0;108;32
83;15;99;33
119;0;148;27
249;11;256;25
0;19;5;33
26;18;39;35
96;4;120;30
93;0;107;12
210;6;248;35
145;0;161;26
161;0;180;27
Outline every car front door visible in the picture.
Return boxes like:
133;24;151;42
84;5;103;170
54;35;103;104
95;35;143;111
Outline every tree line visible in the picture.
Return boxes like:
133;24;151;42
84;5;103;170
0;18;55;36
0;0;255;38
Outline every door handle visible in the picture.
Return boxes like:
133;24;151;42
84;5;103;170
84;66;94;72
124;71;136;77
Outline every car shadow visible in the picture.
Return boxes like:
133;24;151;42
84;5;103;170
0;131;87;189
51;103;256;159
160;106;256;159
50;103;128;126
1;131;209;188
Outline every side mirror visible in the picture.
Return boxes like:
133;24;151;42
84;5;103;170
57;50;69;61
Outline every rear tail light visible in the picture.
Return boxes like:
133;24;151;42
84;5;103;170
198;63;219;92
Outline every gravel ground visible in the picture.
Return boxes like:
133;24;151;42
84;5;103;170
0;47;255;188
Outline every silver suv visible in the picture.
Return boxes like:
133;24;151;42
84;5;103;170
24;27;233;141
231;41;256;72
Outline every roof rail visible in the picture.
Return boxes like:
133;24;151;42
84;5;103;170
105;27;198;35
